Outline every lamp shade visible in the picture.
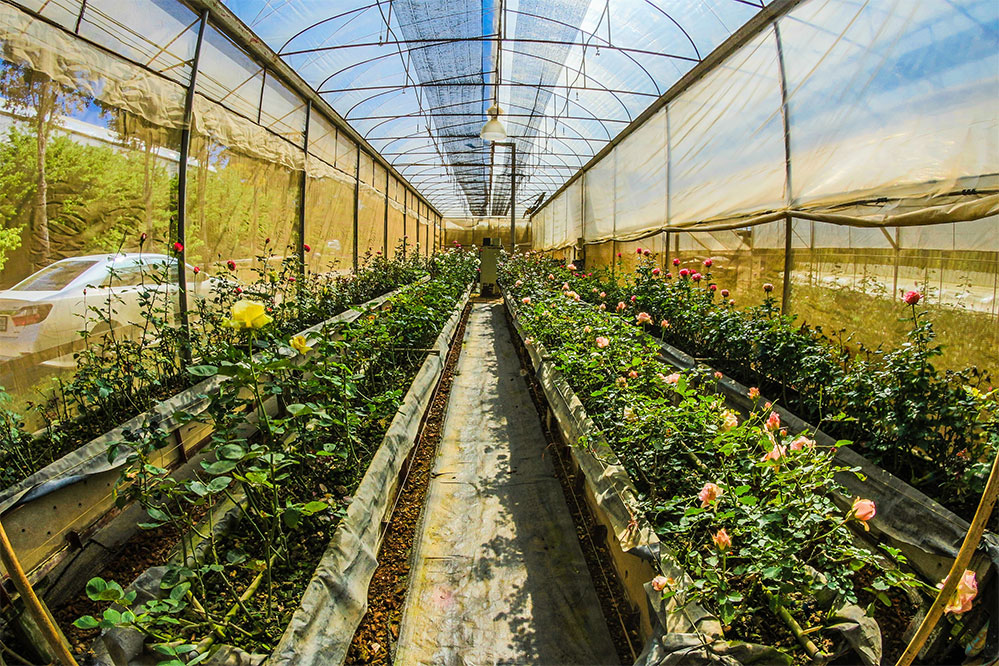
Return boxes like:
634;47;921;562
480;118;507;142
480;104;507;141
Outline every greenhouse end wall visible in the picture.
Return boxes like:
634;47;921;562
0;0;441;424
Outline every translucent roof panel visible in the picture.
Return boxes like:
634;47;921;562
220;0;769;216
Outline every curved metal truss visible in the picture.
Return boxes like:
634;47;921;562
224;0;768;216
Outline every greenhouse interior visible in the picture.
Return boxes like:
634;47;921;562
0;0;996;664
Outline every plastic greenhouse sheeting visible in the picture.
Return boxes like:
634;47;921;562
533;0;999;249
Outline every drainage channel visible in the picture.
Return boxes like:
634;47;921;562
350;299;632;665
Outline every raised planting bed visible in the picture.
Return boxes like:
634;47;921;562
500;279;995;665
0;251;431;495
526;253;998;525
70;251;476;665
0;278;427;595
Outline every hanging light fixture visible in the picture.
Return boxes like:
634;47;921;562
480;104;507;142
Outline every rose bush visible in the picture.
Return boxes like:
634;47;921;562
519;252;997;519
501;254;923;655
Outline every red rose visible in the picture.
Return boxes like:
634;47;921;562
193;266;200;274
903;290;921;305
703;258;712;267
227;259;237;271
709;284;717;291
173;242;184;252
303;244;311;252
235;286;243;294
763;283;774;293
673;258;680;266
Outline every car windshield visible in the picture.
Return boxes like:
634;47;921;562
10;259;99;291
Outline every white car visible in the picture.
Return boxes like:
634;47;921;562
0;253;214;366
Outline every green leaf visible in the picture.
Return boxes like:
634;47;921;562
102;608;122;624
208;476;232;493
169;582;191;601
302;500;329;514
85;578;108;600
73;616;100;629
733;485;751;496
217;444;245;460
738;495;759;506
202;460;238;475
187;365;218;377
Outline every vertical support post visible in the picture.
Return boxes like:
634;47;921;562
176;9;209;363
297;99;311;274
774;21;794;314
0;519;79;666
352;150;360;273
663;231;670;269
892;227;900;297
782;215;793;313
383;170;390;258
402;188;407;257
510;143;517;254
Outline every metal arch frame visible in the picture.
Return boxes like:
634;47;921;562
277;3;689;96
370;121;598;168
399;164;563;192
352;92;620;143
389;143;586;174
322;52;649;124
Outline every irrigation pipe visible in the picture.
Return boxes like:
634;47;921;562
0;518;79;666
895;446;999;666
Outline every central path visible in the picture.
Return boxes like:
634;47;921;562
395;301;618;666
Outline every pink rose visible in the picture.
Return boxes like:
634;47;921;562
665;373;681;385
562;282;570;291
630;295;637;302
665;272;672;279
636;312;652;325
692;272;702;282
616;302;626;312
599;291;606;299
515;280;523;287
851;498;876;530
679;268;690;277
673;258;680;266
698;482;723;507
703;258;713;268
765;411;781;431
748;387;760;400
790;436;815;451
592;287;599;293
761;444;786;462
714;371;723;379
939;570;978;615
599;304;606;311
709;284;717;292
712;528;732;552
720;289;729;297
595;336;609;349
721;410;739;431
903;290;921;305
652;268;661;276
651;575;671;592
644;249;651;256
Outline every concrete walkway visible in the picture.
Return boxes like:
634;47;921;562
395;301;618;666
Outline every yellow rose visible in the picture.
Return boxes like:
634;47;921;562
227;300;273;330
290;335;311;354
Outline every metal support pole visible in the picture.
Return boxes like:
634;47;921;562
383;169;390;258
176;9;208;363
782;215;793;313
774;21;794;314
510;144;517;254
402;188;407;257
298;99;311;273
352;150;360;272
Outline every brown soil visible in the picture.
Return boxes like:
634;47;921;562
505;301;641;665
53;501;210;659
346;301;471;664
